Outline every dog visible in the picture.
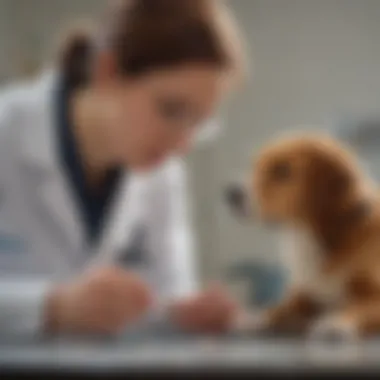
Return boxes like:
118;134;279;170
225;132;380;340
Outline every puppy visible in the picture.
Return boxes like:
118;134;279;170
226;132;380;340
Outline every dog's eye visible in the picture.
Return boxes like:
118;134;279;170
270;161;291;181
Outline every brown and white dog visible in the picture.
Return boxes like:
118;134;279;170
226;132;380;340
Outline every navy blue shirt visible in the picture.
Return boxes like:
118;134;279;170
56;79;123;246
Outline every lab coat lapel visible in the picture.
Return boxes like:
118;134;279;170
20;70;85;256
40;172;85;253
88;172;149;268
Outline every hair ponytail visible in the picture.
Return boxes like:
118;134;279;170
59;26;93;89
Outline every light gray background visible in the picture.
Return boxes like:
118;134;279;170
1;0;380;294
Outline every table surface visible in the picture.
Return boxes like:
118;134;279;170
1;323;380;375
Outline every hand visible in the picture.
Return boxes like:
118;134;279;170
169;284;238;334
45;267;153;335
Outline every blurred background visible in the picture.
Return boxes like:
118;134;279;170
2;0;380;304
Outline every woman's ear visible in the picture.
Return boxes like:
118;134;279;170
92;51;119;86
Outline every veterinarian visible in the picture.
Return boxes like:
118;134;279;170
0;0;245;337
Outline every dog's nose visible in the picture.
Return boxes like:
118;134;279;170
224;184;245;209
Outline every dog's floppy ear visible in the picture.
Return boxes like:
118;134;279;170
313;155;350;202
305;152;352;250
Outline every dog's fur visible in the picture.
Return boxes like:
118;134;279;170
231;132;380;339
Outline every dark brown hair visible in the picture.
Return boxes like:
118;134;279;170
60;0;244;89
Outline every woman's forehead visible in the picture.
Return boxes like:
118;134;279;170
139;64;226;89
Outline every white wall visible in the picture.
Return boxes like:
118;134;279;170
0;0;14;82
2;0;380;288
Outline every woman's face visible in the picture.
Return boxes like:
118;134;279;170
93;63;227;171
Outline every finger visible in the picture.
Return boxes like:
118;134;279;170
205;286;235;308
120;276;153;314
175;300;213;330
198;297;238;332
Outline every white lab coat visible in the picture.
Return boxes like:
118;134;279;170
0;71;199;337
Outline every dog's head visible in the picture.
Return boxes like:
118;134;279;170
225;132;373;248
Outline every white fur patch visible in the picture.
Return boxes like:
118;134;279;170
308;314;358;341
278;226;346;307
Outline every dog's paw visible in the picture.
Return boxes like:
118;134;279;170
308;314;359;343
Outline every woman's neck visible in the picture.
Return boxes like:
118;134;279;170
70;89;114;187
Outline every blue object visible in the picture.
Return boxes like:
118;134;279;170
226;260;288;307
0;233;27;254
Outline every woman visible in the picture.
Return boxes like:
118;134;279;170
0;0;245;336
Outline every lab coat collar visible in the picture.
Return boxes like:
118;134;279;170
20;69;62;176
19;70;87;254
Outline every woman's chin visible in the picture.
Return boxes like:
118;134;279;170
130;156;166;172
121;149;168;172
147;152;167;167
